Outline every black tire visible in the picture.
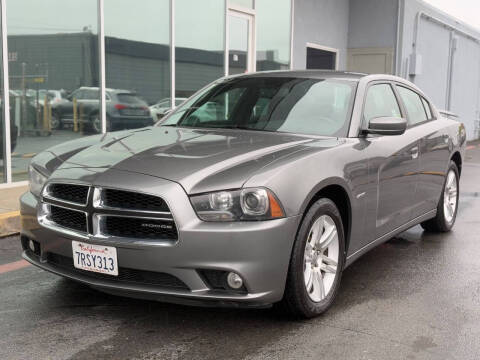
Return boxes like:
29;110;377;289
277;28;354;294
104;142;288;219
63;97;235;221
280;198;345;318
421;161;459;232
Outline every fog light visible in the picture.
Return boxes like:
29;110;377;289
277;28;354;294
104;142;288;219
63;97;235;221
226;272;243;289
28;240;36;252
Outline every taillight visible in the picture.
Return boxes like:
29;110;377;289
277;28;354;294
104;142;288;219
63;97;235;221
115;104;127;110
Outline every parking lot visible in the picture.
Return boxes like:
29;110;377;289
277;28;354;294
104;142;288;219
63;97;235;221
1;146;480;360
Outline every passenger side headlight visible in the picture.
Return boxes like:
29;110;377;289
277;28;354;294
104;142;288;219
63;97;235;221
190;188;285;222
29;165;48;197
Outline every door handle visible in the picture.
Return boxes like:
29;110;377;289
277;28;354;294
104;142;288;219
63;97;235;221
411;146;419;159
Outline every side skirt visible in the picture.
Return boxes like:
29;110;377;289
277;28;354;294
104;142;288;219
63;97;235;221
345;209;437;268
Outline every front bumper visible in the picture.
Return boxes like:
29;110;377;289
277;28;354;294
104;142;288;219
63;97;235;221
20;174;300;307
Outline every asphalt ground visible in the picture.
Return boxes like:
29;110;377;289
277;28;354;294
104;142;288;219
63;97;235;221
1;148;480;360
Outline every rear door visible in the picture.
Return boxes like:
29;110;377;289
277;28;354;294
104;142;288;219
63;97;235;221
363;82;421;238
395;86;450;214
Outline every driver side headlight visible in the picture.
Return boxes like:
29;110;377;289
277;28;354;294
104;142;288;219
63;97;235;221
190;187;285;222
29;165;48;197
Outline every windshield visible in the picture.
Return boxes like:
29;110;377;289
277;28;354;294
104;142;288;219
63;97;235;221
160;77;356;137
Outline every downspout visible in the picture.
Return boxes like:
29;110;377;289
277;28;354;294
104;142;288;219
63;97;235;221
394;0;404;76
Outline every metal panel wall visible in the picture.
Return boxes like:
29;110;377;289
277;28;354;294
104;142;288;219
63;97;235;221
450;36;480;140
413;18;451;110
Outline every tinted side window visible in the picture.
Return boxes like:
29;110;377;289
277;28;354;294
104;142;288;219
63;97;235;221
397;86;428;125
84;89;99;100
363;84;401;123
71;90;84;100
421;97;433;119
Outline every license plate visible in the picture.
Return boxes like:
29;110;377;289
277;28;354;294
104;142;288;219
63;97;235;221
122;109;144;116
72;241;118;276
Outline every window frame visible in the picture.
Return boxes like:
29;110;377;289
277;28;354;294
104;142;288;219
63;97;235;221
392;83;435;128
360;81;405;132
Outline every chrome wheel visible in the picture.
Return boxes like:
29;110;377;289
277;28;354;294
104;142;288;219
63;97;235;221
93;114;101;133
303;215;339;302
443;169;458;224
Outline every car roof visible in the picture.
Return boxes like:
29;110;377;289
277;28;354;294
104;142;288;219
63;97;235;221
78;86;134;94
230;70;368;82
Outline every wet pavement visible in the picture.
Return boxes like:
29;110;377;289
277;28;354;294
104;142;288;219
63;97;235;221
1;149;480;359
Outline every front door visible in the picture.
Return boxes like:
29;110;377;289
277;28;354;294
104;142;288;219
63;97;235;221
227;10;255;75
363;83;420;238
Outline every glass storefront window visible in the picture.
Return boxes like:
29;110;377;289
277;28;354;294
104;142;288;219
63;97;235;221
0;14;4;183
105;0;169;127
229;0;254;9
7;0;99;181
255;0;291;71
175;0;225;98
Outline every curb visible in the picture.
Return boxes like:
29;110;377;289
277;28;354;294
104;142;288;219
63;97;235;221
0;211;21;238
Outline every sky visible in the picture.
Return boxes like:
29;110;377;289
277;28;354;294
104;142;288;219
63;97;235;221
423;0;480;31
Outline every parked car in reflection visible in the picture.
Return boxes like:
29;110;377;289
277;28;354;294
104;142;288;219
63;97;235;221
51;87;154;133
36;90;68;107
149;97;187;122
0;96;18;157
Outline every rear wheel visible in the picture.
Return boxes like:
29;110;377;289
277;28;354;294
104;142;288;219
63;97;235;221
51;112;62;130
280;198;345;318
92;113;102;133
421;161;459;232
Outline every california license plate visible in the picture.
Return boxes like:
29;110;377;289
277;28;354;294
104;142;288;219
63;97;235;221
72;241;118;276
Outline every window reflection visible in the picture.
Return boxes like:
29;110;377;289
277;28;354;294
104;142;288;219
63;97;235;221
256;0;291;71
176;0;224;98
7;0;99;181
105;0;168;127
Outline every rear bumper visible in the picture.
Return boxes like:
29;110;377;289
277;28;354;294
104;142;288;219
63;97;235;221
20;180;300;307
108;115;154;130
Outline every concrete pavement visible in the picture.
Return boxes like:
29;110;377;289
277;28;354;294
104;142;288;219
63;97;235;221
0;150;480;359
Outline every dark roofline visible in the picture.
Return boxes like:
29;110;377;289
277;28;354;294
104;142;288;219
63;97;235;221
231;70;367;81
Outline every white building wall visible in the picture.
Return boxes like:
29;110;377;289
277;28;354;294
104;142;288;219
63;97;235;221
292;0;350;70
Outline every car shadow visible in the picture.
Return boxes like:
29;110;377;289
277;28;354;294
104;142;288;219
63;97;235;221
35;225;449;360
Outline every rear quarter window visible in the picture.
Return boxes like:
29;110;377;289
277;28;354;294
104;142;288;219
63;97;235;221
116;94;146;105
397;86;428;125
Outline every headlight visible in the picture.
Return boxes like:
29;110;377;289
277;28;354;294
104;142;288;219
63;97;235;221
190;188;285;222
29;165;48;197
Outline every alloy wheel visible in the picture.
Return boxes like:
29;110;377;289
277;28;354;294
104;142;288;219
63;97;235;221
443;169;458;224
303;215;339;302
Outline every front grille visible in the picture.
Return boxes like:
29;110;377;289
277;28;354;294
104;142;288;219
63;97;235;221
102;189;170;212
40;184;178;242
103;216;178;240
47;183;89;204
47;253;189;290
49;206;87;233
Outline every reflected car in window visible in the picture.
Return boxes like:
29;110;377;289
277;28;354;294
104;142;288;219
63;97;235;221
22;71;466;318
149;98;187;122
51;87;153;133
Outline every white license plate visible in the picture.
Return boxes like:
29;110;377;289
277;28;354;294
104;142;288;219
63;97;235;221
72;241;118;276
123;109;144;116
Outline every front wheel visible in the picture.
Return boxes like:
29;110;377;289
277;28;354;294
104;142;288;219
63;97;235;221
280;198;345;318
421;161;459;232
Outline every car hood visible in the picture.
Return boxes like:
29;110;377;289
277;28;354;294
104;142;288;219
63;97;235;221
44;127;333;194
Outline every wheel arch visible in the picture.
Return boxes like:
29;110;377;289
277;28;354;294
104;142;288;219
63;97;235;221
451;151;462;176
299;179;352;254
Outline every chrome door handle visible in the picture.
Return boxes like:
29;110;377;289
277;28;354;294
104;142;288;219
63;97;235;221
411;146;419;159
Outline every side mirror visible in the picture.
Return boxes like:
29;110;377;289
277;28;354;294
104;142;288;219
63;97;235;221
366;117;407;136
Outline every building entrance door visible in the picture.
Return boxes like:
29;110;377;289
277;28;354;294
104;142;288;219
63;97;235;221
227;10;255;75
